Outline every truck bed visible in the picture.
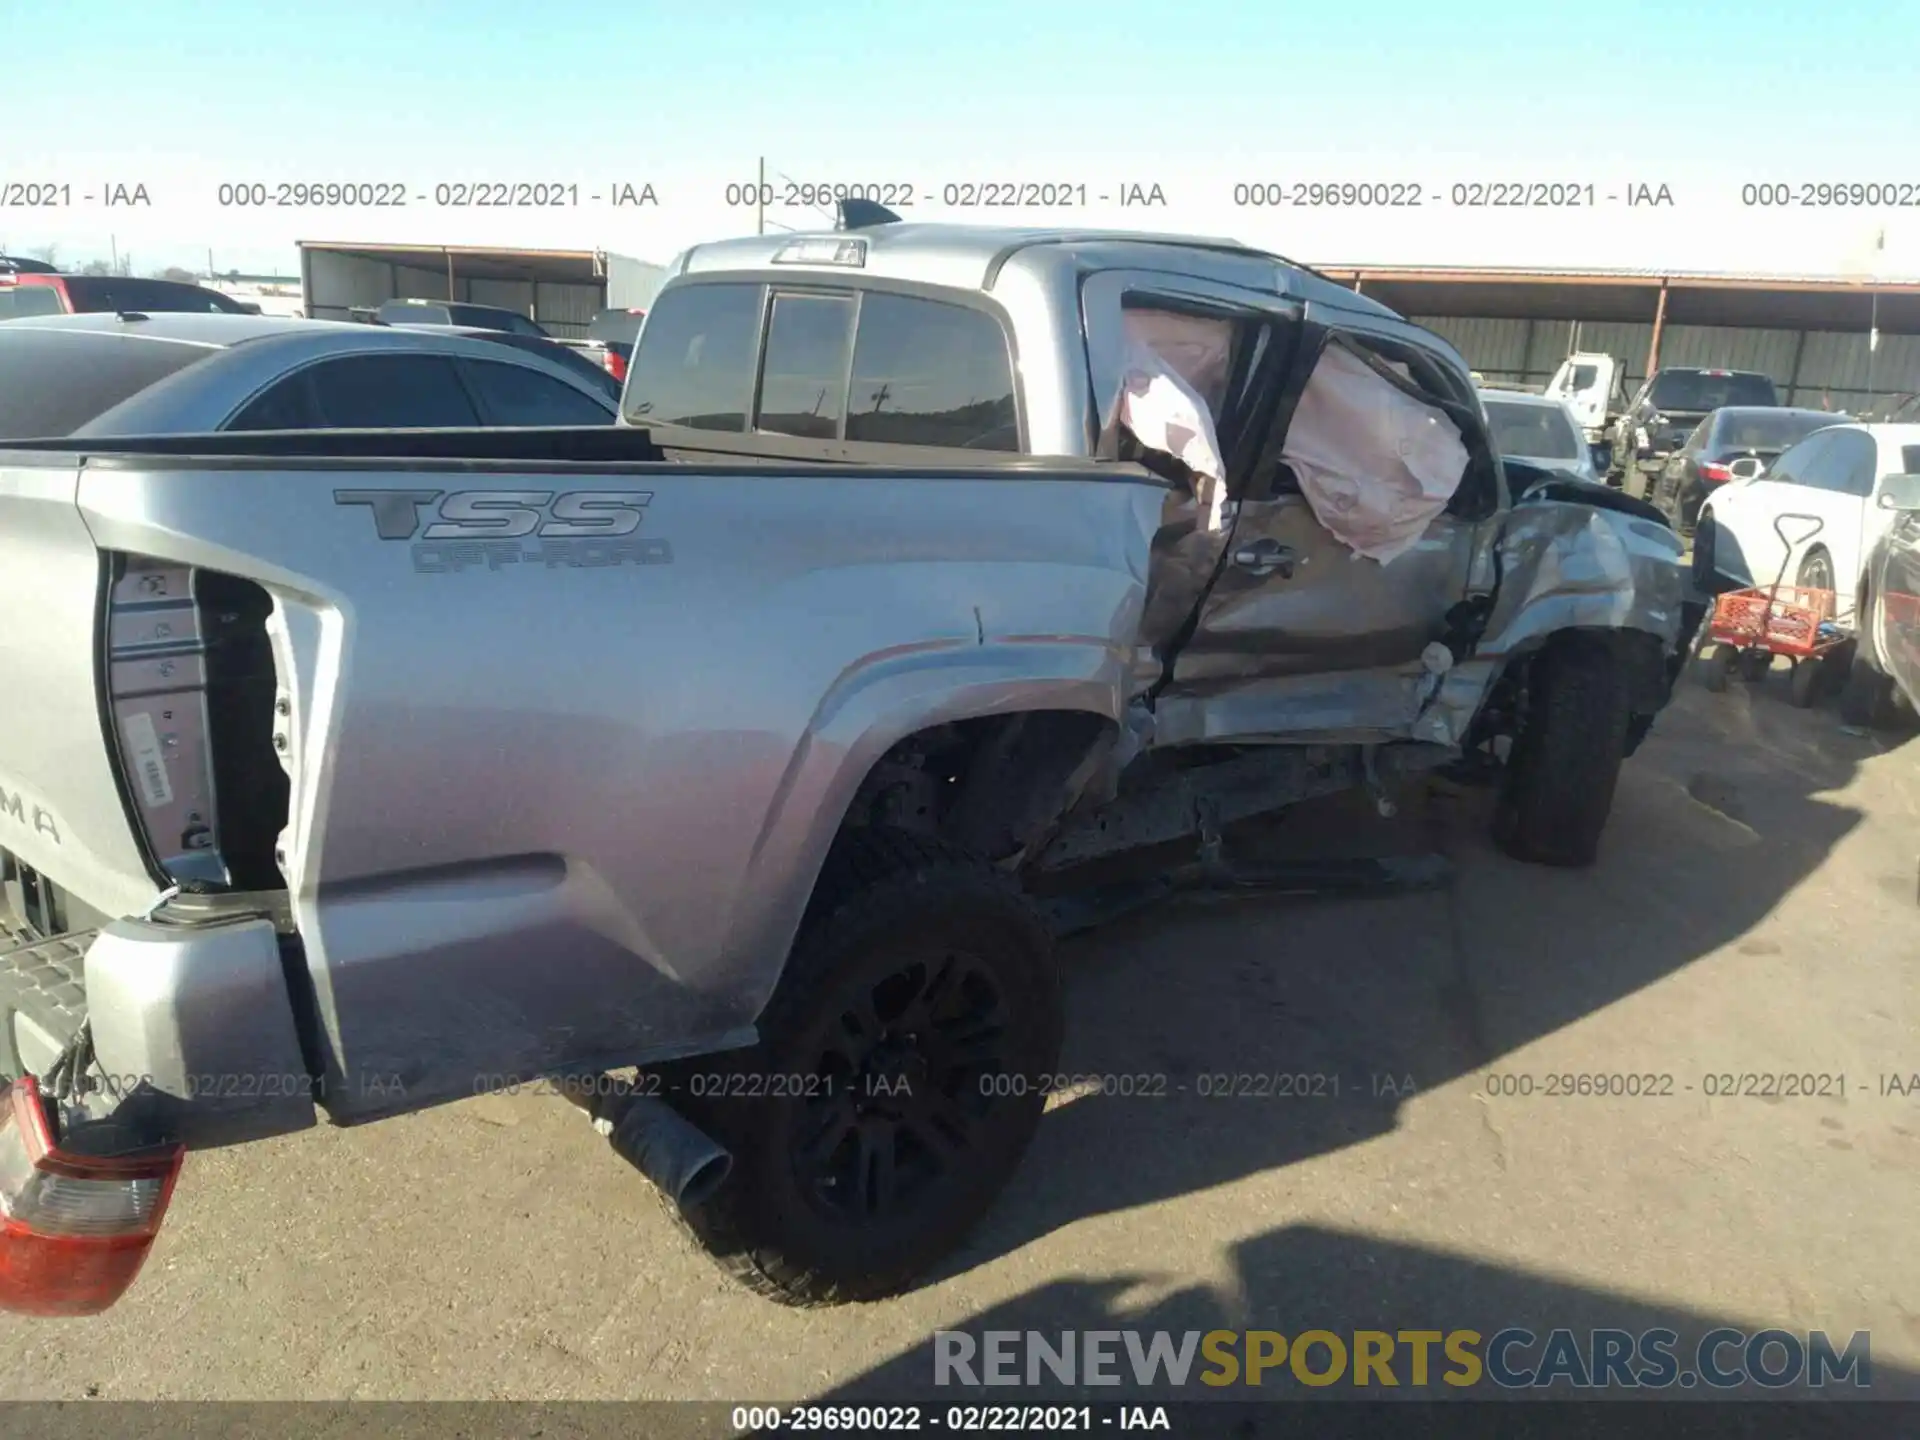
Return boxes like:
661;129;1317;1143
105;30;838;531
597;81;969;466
0;428;1174;1128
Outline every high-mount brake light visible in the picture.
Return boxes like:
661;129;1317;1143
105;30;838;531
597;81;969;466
0;1076;185;1317
772;237;868;268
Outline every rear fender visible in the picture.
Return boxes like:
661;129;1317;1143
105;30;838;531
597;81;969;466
720;638;1126;1024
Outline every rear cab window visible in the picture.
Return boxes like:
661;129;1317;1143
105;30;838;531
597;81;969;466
0;329;216;437
757;292;855;439
624;278;1020;451
622;282;763;431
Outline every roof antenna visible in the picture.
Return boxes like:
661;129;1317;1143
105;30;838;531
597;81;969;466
836;198;902;231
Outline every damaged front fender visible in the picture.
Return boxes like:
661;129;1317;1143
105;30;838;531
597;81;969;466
1412;494;1691;746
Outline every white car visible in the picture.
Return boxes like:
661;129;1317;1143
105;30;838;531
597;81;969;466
1480;389;1602;483
1694;422;1920;624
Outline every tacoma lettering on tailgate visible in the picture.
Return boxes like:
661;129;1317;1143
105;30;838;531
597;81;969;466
333;488;672;574
0;782;61;845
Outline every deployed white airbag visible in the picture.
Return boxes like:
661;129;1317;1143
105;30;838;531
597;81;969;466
1109;310;1234;532
1282;343;1470;564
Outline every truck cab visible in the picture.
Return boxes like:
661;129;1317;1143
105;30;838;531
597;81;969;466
624;220;1526;744
1544;351;1623;444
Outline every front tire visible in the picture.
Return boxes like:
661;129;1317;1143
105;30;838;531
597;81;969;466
672;829;1062;1307
1797;546;1835;596
1492;637;1630;868
1692;513;1722;593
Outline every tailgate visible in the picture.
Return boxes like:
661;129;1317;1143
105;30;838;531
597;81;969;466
0;460;165;922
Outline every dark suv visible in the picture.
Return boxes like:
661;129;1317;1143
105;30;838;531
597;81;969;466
1609;367;1780;496
1649;406;1848;534
0;266;256;320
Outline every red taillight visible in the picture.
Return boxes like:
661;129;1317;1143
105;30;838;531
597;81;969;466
604;349;628;384
1699;461;1735;484
0;1076;184;1317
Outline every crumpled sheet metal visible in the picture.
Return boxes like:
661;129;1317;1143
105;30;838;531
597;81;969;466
1282;344;1471;566
1409;497;1689;746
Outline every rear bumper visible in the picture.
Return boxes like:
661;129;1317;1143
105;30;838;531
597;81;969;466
0;873;315;1150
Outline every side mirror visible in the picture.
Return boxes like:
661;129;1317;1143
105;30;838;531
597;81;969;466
1877;473;1920;511
1590;443;1611;472
1728;456;1764;481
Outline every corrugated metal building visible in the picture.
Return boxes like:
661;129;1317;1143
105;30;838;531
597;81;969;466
298;243;667;337
1322;267;1920;416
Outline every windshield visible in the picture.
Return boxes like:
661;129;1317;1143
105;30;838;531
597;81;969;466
1712;409;1842;454
1649;371;1777;411
0;328;215;437
1484;399;1582;461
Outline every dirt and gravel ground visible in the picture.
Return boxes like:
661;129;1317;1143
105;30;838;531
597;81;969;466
2;663;1916;1408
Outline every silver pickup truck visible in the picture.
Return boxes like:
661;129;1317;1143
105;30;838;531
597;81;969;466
0;219;1699;1315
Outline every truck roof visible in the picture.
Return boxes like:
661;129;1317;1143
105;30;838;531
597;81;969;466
673;222;1404;323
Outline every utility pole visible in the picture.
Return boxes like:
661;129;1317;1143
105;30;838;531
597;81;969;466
757;156;766;236
1644;280;1670;378
109;235;118;272
1867;227;1886;406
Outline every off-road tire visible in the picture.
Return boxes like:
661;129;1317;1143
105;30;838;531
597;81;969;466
1839;649;1904;729
1492;637;1630;867
667;828;1062;1307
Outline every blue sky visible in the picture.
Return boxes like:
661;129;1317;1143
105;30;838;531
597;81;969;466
5;0;1917;276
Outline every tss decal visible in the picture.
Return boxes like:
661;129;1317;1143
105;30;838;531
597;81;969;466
333;489;672;572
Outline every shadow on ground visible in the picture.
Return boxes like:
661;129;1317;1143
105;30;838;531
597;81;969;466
797;1222;1914;1434
915;672;1899;1287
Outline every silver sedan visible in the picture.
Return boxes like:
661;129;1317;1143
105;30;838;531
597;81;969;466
0;312;618;439
1479;388;1602;483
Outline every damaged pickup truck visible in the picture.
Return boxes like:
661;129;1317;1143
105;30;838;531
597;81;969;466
0;215;1700;1315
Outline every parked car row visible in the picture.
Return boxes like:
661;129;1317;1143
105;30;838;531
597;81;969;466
1690;419;1920;728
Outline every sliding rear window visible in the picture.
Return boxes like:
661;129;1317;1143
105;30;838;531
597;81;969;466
0;329;217;437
